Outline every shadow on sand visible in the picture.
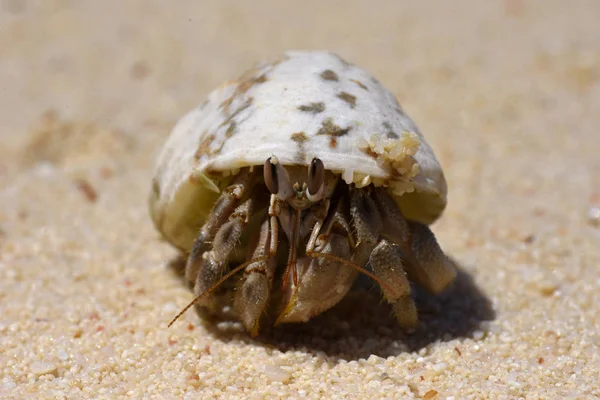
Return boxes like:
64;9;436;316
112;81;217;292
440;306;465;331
167;256;495;361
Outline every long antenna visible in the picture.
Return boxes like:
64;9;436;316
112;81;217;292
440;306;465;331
169;249;401;328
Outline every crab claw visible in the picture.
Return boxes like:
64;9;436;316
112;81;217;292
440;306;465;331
275;234;358;324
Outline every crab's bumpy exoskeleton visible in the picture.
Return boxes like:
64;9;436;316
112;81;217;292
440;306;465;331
150;51;456;336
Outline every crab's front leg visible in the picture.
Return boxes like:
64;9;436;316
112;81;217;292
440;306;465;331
233;217;277;336
192;195;256;310
185;170;256;283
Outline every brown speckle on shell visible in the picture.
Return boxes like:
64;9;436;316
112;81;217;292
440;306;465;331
350;79;369;90
226;121;237;138
298;102;326;113
236;73;268;93
329;137;338;148
383;122;399;139
337;92;357;108
316;118;351;137
291;131;309;143
220;73;267;112
219;97;254;129
290;132;309;163
320;70;339;81
194;133;216;159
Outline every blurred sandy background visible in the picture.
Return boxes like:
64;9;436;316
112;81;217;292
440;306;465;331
1;1;599;399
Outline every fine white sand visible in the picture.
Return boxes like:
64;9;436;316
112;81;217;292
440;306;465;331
1;1;599;399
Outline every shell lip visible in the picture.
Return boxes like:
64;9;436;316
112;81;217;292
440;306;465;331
196;147;447;224
198;146;443;186
200;149;390;179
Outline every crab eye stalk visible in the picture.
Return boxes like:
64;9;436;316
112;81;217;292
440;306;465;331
264;157;279;194
264;156;294;200
307;157;325;197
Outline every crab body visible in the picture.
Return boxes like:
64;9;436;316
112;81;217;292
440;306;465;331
150;51;455;335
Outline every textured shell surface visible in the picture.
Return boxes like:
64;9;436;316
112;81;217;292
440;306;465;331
150;50;447;251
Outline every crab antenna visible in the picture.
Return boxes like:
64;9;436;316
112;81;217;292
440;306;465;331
167;255;271;328
307;251;398;297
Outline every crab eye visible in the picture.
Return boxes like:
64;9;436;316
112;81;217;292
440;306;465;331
264;157;279;194
307;158;325;196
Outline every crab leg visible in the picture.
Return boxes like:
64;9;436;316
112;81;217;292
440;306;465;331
281;208;301;288
368;239;418;329
406;221;457;294
234;217;277;336
193;195;254;306
372;187;456;294
349;186;383;265
267;194;280;255
185;170;256;282
348;186;421;329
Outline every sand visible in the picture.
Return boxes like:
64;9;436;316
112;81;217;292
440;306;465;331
1;1;599;399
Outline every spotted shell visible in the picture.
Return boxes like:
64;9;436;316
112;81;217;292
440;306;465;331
150;50;447;251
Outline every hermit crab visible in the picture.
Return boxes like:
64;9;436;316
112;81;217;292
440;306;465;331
150;50;456;336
